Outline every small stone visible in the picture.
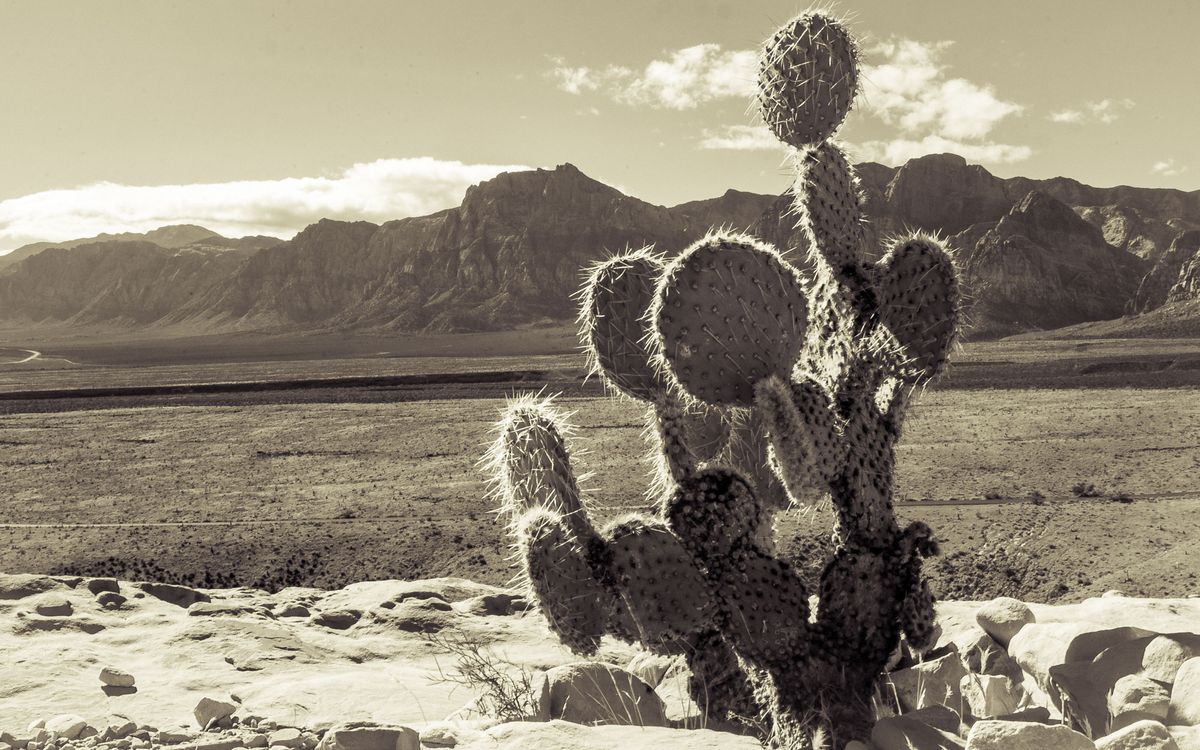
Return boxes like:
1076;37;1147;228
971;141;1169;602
99;668;136;688
1096;719;1179;750
193;697;237;729
43;718;88;742
267;729;301;749
1172;657;1200;725
191;740;243;750
974;597;1035;648
960;674;1025;719
417;726;457;748
105;724;136;741
536;662;667;727
244;736;267;749
35;597;74;618
1110;673;1171;725
1145;636;1200;684
140;582;209;607
965;720;1094;749
153;730;192;745
890;646;968;712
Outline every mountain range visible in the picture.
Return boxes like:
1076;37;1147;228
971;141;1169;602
2;155;1199;339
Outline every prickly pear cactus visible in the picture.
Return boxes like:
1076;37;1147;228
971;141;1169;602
489;9;961;748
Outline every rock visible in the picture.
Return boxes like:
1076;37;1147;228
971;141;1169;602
371;600;459;634
311;609;361;630
537;663;668;727
99;667;136;688
141;582;210;608
1109;673;1171;726
1010;624;1153;699
154;730;193;745
905;704;963;735
316;723;418;750
626;652;679;689
34;595;73;617
417;726;457;748
870;715;964;750
889;645;968;712
192;740;244;750
1171;658;1200;725
188;602;268;618
975;597;1035;648
1171;725;1200;750
193;697;237;729
43;717;88;741
451;593;528;617
0;574;62;599
965;719;1095;749
268;729;302;749
1051;633;1162;738
245;736;268;749
97;591;128;609
1095;720;1179;750
948;628;1022;680
86;578;120;595
274;603;310;618
1144;636;1200;684
960;674;1025;719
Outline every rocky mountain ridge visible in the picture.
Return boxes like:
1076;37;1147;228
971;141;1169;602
2;156;1198;338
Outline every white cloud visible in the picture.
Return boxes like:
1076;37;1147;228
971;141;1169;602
548;44;755;109
851;136;1032;165
1151;159;1187;177
698;125;783;151
0;157;531;253
852;38;1029;165
1049;98;1133;124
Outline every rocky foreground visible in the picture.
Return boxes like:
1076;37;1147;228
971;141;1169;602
1;573;1199;750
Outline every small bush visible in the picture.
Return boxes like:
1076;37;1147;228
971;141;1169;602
1028;490;1046;506
1110;492;1134;504
427;629;539;721
1071;482;1101;498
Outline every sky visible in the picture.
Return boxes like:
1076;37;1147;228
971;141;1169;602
0;0;1196;253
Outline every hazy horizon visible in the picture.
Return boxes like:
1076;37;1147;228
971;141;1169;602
1;0;1196;253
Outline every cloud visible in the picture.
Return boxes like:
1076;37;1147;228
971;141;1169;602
1049;98;1134;124
0;157;531;253
698;125;783;151
548;44;755;109
851;136;1032;165
852;38;1030;164
1151;159;1187;177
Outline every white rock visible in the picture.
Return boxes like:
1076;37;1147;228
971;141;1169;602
1170;725;1200;750
1145;637;1200;684
27;720;45;732
193;697;237;729
1095;720;1179;750
537;662;667;727
1171;658;1200;725
975;597;1035;648
889;647;968;712
1110;673;1171;722
34;596;73;617
43;717;88;741
965;720;1094;750
268;729;303;749
316;723;418;750
960;674;1024;719
154;730;193;745
99;667;136;688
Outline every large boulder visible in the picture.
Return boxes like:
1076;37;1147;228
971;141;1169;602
1095;720;1180;750
965;719;1094;749
890;645;968;712
960;674;1025;719
193;696;237;728
975;598;1035;648
1171;658;1200;725
316;722;418;750
1109;673;1171;728
44;715;89;740
1144;636;1200;684
536;663;667;727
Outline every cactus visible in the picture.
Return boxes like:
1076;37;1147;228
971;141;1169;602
489;9;961;748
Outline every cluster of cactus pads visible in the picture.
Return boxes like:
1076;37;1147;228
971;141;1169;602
487;10;961;748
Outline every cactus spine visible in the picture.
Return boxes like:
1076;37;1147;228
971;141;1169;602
489;10;961;748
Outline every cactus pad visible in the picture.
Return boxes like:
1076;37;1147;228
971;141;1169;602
874;235;960;382
793;142;866;271
654;234;809;407
604;515;717;648
518;508;609;655
581;249;670;400
665;468;764;564
758;12;858;148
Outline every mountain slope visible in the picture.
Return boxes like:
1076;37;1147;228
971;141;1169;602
0;157;1196;338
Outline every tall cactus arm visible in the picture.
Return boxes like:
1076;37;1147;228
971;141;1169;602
872;234;961;383
793;142;869;274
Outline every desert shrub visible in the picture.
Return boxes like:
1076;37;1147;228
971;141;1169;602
427;629;539;721
1028;490;1046;505
1071;481;1101;498
1110;492;1134;504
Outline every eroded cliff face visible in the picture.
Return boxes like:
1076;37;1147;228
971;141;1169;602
961;191;1147;338
2;157;1197;337
1167;233;1200;304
